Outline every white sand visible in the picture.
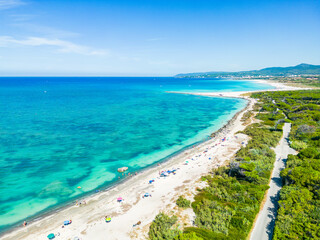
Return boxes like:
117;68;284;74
167;79;311;99
2;80;308;240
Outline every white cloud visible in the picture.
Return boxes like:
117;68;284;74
0;0;25;10
0;36;108;56
9;14;35;22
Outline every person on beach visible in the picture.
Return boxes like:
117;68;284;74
23;221;27;227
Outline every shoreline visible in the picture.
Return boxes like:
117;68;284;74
166;79;311;98
2;99;252;240
2;80;307;240
0;97;248;237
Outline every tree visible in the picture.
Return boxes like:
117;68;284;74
176;196;191;208
149;213;180;240
174;232;203;240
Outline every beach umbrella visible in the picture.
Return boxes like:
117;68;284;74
47;233;55;239
64;220;70;225
117;197;123;202
105;217;111;222
144;193;150;197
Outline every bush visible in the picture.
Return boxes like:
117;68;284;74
241;111;253;123
290;140;308;151
298;147;319;159
184;227;227;240
176;196;191;208
174;232;204;240
149;213;180;240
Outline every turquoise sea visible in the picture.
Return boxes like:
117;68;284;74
0;77;273;232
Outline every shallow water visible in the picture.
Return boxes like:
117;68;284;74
0;77;272;231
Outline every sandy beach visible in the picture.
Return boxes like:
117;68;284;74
167;79;311;99
1;80;308;240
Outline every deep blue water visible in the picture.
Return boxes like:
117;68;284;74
0;77;273;231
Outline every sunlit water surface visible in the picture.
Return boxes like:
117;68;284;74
0;77;273;231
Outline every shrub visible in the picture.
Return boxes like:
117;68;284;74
298;147;319;159
174;232;204;240
176;196;191;208
290;140;308;151
296;124;315;135
149;213;180;240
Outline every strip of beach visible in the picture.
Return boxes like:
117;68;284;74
1;80;307;240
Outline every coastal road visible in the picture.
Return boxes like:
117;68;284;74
250;123;297;240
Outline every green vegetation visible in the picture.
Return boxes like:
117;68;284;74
174;232;204;240
240;110;253;124
175;63;320;78
176;196;191;208
148;90;320;240
149;213;180;240
149;213;204;240
290;140;308;151
149;91;286;239
251;90;320;240
186;108;283;239
270;76;320;88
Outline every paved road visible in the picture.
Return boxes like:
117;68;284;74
250;123;297;240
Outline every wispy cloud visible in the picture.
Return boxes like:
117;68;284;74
0;36;108;55
0;0;25;10
10;22;81;38
146;38;165;42
9;14;35;22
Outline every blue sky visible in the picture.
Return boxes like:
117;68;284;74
0;0;319;76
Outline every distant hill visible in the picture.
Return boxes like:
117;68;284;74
175;63;320;78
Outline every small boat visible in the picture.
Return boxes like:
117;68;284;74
117;167;128;173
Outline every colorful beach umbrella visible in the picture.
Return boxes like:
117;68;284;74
47;233;55;239
117;197;123;201
105;217;111;222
